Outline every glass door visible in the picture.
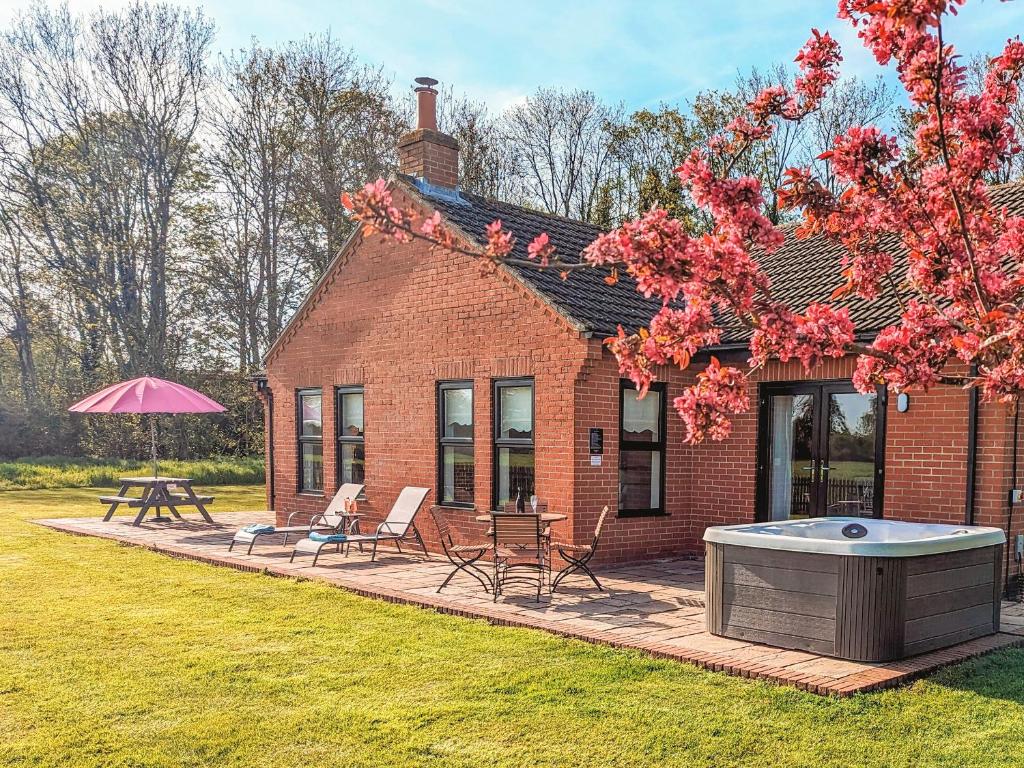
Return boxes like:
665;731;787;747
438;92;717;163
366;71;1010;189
757;382;884;521
821;385;881;518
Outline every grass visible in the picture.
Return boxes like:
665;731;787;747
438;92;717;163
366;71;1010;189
2;487;1024;767
790;460;874;480
0;456;263;490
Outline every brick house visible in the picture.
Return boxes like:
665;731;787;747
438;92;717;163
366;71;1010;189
257;80;1024;585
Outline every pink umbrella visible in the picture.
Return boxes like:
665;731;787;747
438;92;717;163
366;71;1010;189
69;376;226;478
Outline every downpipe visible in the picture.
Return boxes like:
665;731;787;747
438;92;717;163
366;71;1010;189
1006;400;1021;600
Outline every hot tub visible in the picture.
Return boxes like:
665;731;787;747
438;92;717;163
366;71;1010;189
703;518;1005;661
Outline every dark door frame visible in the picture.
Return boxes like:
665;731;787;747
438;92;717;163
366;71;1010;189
755;379;887;522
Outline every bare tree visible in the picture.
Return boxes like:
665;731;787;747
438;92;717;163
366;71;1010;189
0;2;214;377
288;36;403;275
208;43;304;368
0;208;38;400
800;75;895;194
431;87;522;202
501;88;623;222
89;3;214;374
206;35;404;368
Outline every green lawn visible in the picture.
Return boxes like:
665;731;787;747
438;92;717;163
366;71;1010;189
2;487;1024;767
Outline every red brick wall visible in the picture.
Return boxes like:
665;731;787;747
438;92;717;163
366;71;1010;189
571;350;1023;565
571;351;698;562
264;186;590;551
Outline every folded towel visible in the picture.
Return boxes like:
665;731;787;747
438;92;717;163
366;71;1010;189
242;524;276;534
309;531;348;544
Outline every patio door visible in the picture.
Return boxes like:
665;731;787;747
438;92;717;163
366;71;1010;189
756;381;885;521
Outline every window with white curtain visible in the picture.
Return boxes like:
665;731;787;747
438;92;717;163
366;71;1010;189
438;381;473;506
618;381;666;515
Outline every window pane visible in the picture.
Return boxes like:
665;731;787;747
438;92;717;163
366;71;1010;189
301;442;323;491
442;445;474;504
340;392;363;438
340;442;365;485
300;394;322;437
497;447;535;506
499;385;533;439
619;449;661;510
622;388;661;442
768;394;815;521
825;391;877;517
443;387;473;438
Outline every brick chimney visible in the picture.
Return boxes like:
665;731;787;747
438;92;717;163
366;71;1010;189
398;77;459;189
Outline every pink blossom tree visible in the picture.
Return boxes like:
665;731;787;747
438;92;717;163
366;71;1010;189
344;0;1024;443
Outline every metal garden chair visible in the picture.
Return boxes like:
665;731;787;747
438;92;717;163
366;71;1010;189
550;506;609;592
430;506;493;594
490;512;547;602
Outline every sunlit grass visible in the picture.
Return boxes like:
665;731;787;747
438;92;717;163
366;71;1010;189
2;486;1023;767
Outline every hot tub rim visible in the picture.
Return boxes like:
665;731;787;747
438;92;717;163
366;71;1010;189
703;517;1006;557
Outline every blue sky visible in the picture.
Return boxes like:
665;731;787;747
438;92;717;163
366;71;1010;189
6;0;1024;110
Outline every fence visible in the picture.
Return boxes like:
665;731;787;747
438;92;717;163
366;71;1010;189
790;476;874;516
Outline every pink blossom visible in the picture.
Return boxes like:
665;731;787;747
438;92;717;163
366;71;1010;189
527;232;555;266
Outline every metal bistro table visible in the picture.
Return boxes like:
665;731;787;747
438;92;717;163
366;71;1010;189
474;512;568;525
475;510;568;543
101;476;214;526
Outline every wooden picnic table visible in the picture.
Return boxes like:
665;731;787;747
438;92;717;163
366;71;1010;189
101;476;214;526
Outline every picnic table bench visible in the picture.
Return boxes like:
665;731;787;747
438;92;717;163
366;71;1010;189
101;476;214;526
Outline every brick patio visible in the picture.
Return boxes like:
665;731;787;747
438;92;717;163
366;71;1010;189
35;511;1024;697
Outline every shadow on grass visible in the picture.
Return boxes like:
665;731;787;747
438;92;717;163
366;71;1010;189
928;645;1024;703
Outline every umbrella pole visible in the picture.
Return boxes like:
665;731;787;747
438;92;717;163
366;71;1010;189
151;415;158;478
150;415;167;522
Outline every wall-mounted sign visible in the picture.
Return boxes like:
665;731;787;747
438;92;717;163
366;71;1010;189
589;428;604;455
590;455;602;467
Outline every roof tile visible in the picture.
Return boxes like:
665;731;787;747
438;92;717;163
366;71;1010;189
406;175;1024;345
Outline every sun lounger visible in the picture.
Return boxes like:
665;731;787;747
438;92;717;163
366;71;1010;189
290;486;430;565
228;483;364;554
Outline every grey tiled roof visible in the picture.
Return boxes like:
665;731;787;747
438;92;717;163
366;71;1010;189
402;176;661;336
404;176;1024;345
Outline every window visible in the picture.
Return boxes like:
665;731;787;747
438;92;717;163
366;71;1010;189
618;381;666;516
297;389;323;493
493;378;534;507
336;386;365;487
438;381;474;506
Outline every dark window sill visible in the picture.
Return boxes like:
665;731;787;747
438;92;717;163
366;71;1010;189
297;491;325;498
437;501;476;511
617;510;669;519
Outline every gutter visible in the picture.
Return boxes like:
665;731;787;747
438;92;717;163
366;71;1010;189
696;331;883;362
